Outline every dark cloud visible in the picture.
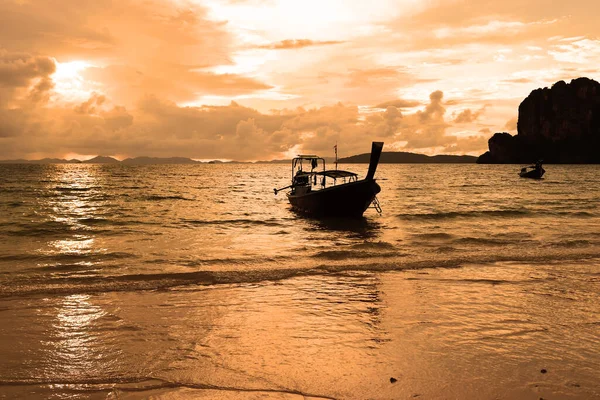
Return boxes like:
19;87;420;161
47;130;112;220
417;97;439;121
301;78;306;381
0;51;56;87
0;50;56;107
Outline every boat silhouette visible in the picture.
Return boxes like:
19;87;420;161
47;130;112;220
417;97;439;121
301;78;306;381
519;160;545;179
274;142;383;217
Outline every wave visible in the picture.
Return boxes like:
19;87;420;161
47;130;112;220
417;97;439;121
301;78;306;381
3;253;599;299
54;186;99;192
396;209;595;220
410;233;454;240
455;237;531;246
181;218;284;227
544;239;592;248
144;195;193;201
396;209;532;220
349;241;398;250
311;250;402;260
0;377;335;400
3;201;24;208
180;255;292;267
0;251;136;265
4;221;77;237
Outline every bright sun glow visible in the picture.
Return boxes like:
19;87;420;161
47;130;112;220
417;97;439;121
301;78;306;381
52;60;95;103
203;0;419;41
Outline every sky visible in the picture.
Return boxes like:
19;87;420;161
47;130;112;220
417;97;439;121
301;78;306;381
0;0;599;161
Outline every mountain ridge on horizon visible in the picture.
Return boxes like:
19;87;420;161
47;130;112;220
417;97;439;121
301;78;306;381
0;151;477;164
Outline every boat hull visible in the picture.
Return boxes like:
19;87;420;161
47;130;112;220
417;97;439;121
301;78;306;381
519;169;545;179
287;179;381;217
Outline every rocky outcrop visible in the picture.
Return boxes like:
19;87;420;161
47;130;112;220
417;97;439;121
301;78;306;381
478;77;600;163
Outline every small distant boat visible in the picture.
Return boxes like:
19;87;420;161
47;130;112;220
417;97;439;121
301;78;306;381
274;142;384;217
519;161;545;179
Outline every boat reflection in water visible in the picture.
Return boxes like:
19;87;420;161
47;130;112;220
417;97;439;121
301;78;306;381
274;142;384;218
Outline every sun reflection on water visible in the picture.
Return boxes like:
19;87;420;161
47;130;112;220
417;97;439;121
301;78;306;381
50;237;95;254
35;165;108;270
45;294;107;378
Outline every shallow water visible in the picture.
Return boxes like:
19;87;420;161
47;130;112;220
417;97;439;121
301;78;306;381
0;163;599;399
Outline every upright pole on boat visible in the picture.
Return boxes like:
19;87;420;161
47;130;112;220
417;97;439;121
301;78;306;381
366;141;384;180
334;142;338;170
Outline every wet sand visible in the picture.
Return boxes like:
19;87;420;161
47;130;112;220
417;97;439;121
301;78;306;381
1;260;599;399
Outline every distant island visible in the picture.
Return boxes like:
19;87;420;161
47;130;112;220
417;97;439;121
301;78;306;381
339;152;477;163
478;77;600;163
0;152;477;164
0;156;217;165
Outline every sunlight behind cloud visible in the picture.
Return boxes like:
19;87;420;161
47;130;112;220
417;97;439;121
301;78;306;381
183;88;300;108
2;0;600;160
201;0;419;42
52;60;96;103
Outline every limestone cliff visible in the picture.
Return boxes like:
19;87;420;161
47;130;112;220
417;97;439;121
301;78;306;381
478;78;600;163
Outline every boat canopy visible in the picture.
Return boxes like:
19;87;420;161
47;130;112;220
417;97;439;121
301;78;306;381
315;170;357;179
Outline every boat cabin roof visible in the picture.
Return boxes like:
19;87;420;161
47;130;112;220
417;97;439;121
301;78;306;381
294;155;322;160
315;170;357;179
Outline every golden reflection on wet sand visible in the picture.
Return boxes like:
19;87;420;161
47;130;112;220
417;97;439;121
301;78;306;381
46;294;107;377
0;261;599;399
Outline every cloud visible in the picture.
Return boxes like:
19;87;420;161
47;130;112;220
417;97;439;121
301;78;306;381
0;51;56;88
6;0;594;160
0;0;231;62
258;39;345;50
374;99;421;109
453;106;486;123
502;77;533;84
82;65;273;106
346;67;402;87
504;117;517;131
0;0;245;108
549;38;600;64
440;135;489;153
74;93;106;114
0;50;56;107
380;0;595;53
0;86;492;159
102;106;134;131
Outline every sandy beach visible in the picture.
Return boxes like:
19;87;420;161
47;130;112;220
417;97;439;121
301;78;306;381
2;260;599;399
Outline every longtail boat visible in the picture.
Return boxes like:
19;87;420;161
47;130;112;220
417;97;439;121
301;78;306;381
274;142;383;217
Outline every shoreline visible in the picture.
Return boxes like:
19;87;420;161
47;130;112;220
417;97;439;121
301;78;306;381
1;260;598;399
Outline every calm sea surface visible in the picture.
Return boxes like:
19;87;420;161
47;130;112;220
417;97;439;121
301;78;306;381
0;163;599;399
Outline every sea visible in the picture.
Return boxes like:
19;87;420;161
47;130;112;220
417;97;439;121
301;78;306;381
0;163;599;399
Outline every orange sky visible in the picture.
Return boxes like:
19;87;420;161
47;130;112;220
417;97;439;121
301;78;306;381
0;0;598;160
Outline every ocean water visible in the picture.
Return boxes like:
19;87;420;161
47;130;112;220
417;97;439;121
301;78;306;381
0;163;599;399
